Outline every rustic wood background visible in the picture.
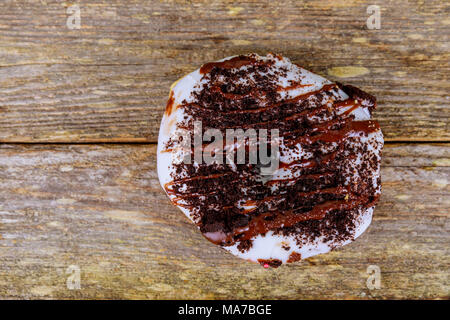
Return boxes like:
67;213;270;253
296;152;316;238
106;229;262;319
0;0;448;299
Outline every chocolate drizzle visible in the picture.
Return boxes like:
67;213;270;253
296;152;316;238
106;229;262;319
199;55;267;74
165;91;175;116
163;54;383;251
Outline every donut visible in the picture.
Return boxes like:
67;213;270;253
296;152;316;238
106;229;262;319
157;53;383;267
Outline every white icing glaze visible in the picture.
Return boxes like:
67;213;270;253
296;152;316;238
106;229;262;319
157;53;383;265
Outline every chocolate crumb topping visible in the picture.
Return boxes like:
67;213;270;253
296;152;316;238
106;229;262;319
161;54;383;265
258;259;283;268
287;252;302;263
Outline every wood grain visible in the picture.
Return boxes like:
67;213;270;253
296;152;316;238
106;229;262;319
0;0;449;143
0;143;448;299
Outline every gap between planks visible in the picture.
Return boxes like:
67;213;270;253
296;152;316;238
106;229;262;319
0;140;449;146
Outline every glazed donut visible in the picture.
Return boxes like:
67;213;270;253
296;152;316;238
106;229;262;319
157;53;383;267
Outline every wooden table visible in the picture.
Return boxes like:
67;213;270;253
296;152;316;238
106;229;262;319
0;0;448;299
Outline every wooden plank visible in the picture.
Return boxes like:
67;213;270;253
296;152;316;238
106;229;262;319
0;143;448;299
0;0;448;143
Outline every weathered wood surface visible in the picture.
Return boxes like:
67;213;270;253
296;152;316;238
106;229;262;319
0;0;449;142
0;0;448;301
0;143;448;299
